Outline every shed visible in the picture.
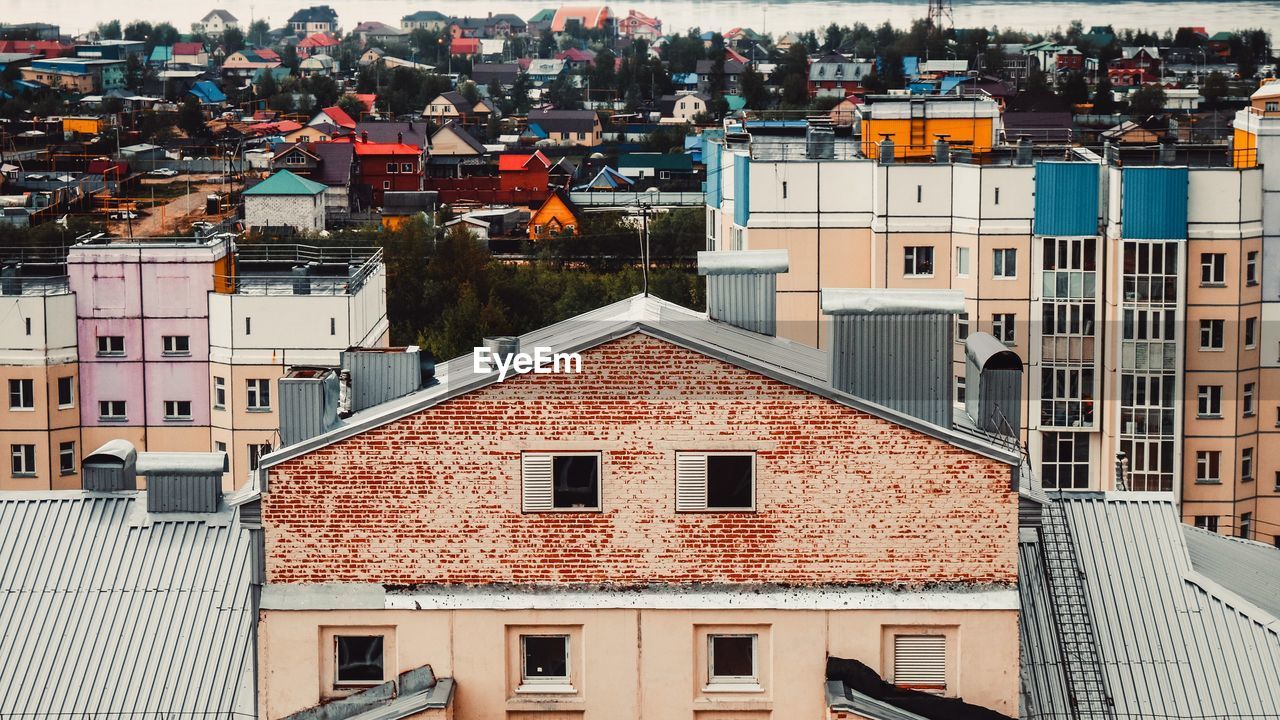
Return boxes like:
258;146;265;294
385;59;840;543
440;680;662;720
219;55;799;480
243;169;327;232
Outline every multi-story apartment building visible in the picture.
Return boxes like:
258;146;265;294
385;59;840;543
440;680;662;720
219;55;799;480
255;293;1023;719
705;91;1272;538
1;233;388;490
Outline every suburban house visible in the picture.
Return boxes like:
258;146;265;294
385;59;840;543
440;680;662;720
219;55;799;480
523;57;566;85
21;58;124;93
449;37;481;58
528;188;583;238
252;280;1024;719
527;8;557;34
425;121;487;178
298;54;337;77
358;47;386;66
617;152;697;186
400;10;448;32
296;33;340;58
351;21;407;47
619;9;662;40
221;49;281;79
171;41;209;68
287;6;339;36
270;141;355;212
550;5;614;34
195;9;239;36
309;105;357;130
808;55;873;98
696;58;746;94
344;133;424;206
243;169;328;231
422;91;492;127
658;91;710;123
498;150;551;193
471;62;520;88
556;47;596;70
526;107;602;147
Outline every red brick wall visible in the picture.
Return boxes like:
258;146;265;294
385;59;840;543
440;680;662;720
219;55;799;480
264;333;1017;586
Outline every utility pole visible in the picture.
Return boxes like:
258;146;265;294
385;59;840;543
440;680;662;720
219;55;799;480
640;203;650;296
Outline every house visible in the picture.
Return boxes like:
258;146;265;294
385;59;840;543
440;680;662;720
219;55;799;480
296;32;339;58
528;188;582;238
172;41;208;67
220;49;280;78
1054;45;1085;73
808;55;873;98
619;9;662;40
1110;46;1161;82
524;57;566;85
188;79;227;104
485;13;529;37
401;10;449;32
422;91;492;126
310;105;357;130
251;284;1023;719
449;17;489;38
527;8;557;34
298;53;337;77
696;58;745;94
348;133;424;206
243;169;328;231
526;107;602;146
426;121;487;177
576;164;635;190
471;62;520;88
21;58;124;93
270;141;355;211
196;9;239;36
775;32;801;53
828;94;863;127
1164;87;1205;111
358;47;385;66
450;37;480;57
617;151;695;183
0;40;75;58
351;21;407;47
551;6;615;34
354;120;430;149
498;150;551;193
0;451;258;718
657;91;710;122
478;38;507;60
1208;31;1234;57
556;47;596;70
1249;80;1280;115
288;5;338;36
1101;119;1162;144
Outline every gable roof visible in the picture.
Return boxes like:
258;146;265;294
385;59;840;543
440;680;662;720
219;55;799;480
298;33;340;49
189;80;227;104
0;491;257;717
308;142;356;185
353;120;428;148
472;63;520;84
618;152;694;171
577;165;635;190
551;6;613;32
402;10;447;22
174;42;205;56
1020;493;1280;720
202;9;238;22
260;294;1021;470
288;5;338;24
498;150;551;171
527;107;598;133
315;105;356;128
430;121;487;155
244;168;327;195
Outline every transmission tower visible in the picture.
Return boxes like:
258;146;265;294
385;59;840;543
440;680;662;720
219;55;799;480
927;0;953;31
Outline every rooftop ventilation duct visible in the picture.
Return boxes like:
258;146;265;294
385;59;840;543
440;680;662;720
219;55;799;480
278;367;342;447
82;439;138;492
1159;136;1176;165
1015;135;1033;166
341;346;429;414
822;288;966;428
933;135;950;163
964;332;1023;438
877;135;895;164
698;249;789;336
137;451;227;513
806;125;835;159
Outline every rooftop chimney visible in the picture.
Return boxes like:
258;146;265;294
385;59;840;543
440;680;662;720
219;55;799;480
822;288;965;428
397;131;403;145
697;249;789;336
1159;135;1176;165
361;130;369;143
137;451;227;513
964;332;1023;437
82;439;138;492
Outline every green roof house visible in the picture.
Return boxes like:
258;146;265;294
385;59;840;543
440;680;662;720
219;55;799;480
244;169;328;232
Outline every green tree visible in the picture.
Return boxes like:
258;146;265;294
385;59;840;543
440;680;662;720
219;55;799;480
1059;72;1089;106
248;20;271;47
823;23;844;52
739;65;768;109
1091;77;1116;113
1202;71;1229;105
1128;83;1166;116
256;68;279;100
177;96;206;138
337;94;366;120
96;20;122;40
223;27;246;54
123;21;154;44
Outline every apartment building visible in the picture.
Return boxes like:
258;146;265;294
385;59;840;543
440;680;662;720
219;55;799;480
705;91;1271;537
1;233;388;490
255;291;1023;719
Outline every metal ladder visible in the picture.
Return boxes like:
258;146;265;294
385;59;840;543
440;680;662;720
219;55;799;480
1038;497;1115;720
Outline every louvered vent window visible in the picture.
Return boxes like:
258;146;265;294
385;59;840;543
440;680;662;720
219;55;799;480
522;453;601;512
676;453;754;511
893;634;947;692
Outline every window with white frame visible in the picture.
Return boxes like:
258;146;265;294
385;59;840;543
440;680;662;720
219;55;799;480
521;452;601;511
213;377;226;409
993;248;1016;278
707;634;757;686
520;635;570;687
401;162;413;173
57;377;74;408
98;400;126;421
8;379;34;410
1042;302;1095;337
954;246;970;277
96;335;125;356
1040;367;1095;427
1247;251;1259;286
59;441;75;475
1194;515;1219;532
1199;252;1226;285
247;379;271;410
955;376;966;406
992;313;1016;344
1240;512;1253;539
1246;317;1258;349
334;635;384;686
676;452;754;511
956;312;969;342
385;162;397;173
903;246;934;276
1242;447;1255;481
1195;450;1221;483
1244;383;1256;417
164;400;192;420
1199;319;1225;350
1197;385;1223;417
162;335;190;355
11;444;36;476
892;634;946;693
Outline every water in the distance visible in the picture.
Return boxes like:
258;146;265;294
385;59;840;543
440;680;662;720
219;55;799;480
13;0;1280;40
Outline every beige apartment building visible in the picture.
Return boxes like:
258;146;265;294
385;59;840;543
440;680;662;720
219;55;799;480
705;91;1275;539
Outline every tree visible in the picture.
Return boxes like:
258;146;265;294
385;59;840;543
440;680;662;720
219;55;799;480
248;20;271;48
223;27;246;54
1128;83;1166;116
1091;77;1116;114
823;23;843;53
256;68;279;100
739;65;769;109
123;21;154;44
96;20;122;40
1059;72;1089;106
153;23;181;47
337;94;366;120
177;96;206;138
1202;71;1229;105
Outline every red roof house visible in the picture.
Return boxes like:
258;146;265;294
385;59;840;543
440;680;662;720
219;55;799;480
297;33;339;58
498;151;552;193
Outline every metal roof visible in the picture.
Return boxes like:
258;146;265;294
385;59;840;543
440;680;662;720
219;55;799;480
260;294;1020;472
0;491;258;717
1020;493;1280;720
1184;525;1280;620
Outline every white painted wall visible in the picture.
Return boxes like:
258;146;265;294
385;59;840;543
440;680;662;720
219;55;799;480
245;193;324;232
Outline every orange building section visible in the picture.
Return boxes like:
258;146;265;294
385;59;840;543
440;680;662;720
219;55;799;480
861;116;997;160
1233;128;1258;168
528;189;582;240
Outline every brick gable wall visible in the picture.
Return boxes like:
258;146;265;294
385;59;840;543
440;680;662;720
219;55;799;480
264;332;1016;586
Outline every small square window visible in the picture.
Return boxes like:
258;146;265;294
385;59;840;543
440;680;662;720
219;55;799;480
59;441;76;475
1199;319;1225;350
8;378;34;410
708;634;756;684
57;377;74;408
386;162;397;173
904;246;934;276
993;248;1017;278
97;335;125;356
10;444;36;477
522;453;601;511
706;455;753;509
162;335;190;355
400;162;414;173
335;635;384;686
247;379;271;410
1199;252;1226;286
1197;385;1222;417
521;635;570;685
98;400;127;421
164;400;192;420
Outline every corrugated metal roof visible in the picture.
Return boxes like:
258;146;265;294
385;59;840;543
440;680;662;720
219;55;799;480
1184;525;1280;620
0;491;257;717
1120;166;1188;240
1020;493;1280;720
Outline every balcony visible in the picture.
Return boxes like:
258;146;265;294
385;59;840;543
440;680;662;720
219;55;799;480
218;245;383;297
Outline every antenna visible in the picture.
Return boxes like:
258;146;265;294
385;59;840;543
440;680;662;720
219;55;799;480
927;0;953;32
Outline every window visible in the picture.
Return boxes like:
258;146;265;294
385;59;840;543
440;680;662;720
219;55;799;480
708;634;757;686
954;247;970;277
162;335;190;355
213;377;226;409
892;634;946;692
1199;252;1225;285
247;443;272;471
521;635;570;687
96;335;124;356
1194;515;1219;532
1041;432;1090;490
994;187;1001;205
1240;512;1252;540
1196;450;1221;483
247;379;271;410
1269;101;1280;112
1197;385;1222;417
335;636;384;686
400;162;413;173
8;379;34;410
992;313;1016;344
1244;383;1256;416
1247;251;1259;285
98;400;126;421
993;248;1017;278
386;162;397;173
676;452;755;511
10;444;36;476
285;153;307;165
781;181;788;198
1242;447;1255;481
57;377;74;408
1246;317;1258;349
521;453;601;511
955;376;966;405
164;400;192;420
1199;319;1224;350
904;246;934;276
59;441;75;475
215;441;227;454
382;180;391;190
956;312;969;342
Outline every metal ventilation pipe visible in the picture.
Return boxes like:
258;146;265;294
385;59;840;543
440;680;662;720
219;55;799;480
1015;135;1033;166
483;336;521;368
338;369;353;418
933;134;950;164
1159;136;1176;165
